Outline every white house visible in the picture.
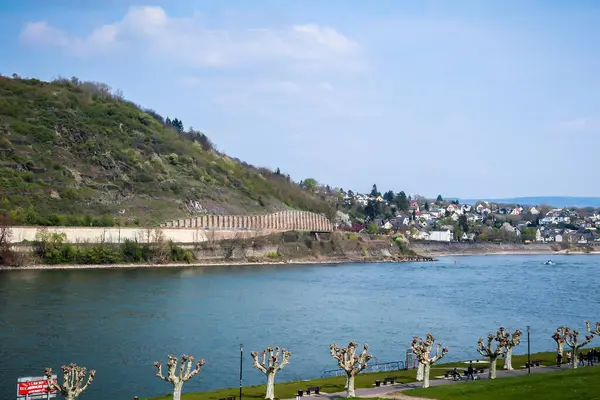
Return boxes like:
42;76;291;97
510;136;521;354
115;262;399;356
429;229;453;242
529;206;540;215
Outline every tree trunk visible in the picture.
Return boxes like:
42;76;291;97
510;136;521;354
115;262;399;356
416;362;424;381
489;357;497;379
423;363;431;388
344;375;349;389
265;372;276;400
504;347;513;370
557;342;564;357
346;374;356;398
173;382;183;400
65;394;76;400
571;348;578;370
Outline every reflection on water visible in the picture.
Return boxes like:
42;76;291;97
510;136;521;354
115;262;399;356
0;255;599;400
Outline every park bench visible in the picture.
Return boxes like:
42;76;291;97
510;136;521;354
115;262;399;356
525;360;541;368
305;386;321;395
382;376;397;385
219;397;236;400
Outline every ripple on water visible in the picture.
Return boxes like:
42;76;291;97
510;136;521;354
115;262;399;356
0;254;598;400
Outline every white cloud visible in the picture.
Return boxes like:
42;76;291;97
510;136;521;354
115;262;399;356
19;5;364;72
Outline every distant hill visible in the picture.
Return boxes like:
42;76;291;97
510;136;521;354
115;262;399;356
0;76;335;226
452;197;600;209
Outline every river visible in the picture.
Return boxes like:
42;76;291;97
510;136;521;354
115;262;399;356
1;255;598;399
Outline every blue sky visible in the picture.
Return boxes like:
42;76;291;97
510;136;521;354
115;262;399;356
1;0;599;198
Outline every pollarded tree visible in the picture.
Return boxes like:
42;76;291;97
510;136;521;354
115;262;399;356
589;321;600;335
497;328;522;370
45;364;95;400
154;354;205;400
552;326;570;357
330;341;372;397
250;346;291;400
476;332;507;379
565;322;595;369
411;333;449;388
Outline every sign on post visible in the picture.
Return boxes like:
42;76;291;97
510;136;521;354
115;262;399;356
17;375;58;400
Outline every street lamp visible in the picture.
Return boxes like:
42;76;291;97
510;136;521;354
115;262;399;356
240;344;243;400
527;326;531;374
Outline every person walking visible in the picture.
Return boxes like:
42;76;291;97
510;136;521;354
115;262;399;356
587;350;594;367
567;351;572;365
467;362;475;380
578;352;585;367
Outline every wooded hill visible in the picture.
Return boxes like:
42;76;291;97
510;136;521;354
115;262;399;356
0;76;335;226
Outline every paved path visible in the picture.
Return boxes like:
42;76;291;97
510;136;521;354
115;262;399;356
284;364;596;400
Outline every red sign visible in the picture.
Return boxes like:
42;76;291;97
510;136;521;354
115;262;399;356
18;379;58;396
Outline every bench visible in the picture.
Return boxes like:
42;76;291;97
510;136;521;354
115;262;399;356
219;397;236;400
305;386;321;395
525;360;541;368
382;376;398;385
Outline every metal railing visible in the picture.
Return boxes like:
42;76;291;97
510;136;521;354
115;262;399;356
322;360;405;378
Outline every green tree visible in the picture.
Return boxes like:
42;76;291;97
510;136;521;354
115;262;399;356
458;214;469;233
395;191;409;211
364;200;382;220
383;190;395;203
521;227;537;242
436;194;443;203
424;201;430;211
366;221;379;235
302;178;318;192
370;184;380;197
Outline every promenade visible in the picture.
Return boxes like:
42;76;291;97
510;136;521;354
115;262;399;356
283;364;586;400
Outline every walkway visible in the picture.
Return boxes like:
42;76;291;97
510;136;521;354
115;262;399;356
284;364;595;400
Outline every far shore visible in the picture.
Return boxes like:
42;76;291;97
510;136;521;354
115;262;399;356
2;248;599;271
0;256;433;271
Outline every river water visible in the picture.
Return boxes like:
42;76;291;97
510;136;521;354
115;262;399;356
1;255;598;399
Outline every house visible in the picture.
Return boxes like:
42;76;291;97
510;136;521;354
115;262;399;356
409;202;420;213
555;234;563;242
528;206;540;215
535;229;542;242
382;221;393;230
429;229;453;242
446;204;460;214
461;232;476;241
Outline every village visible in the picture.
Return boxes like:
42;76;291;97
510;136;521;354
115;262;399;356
335;191;600;246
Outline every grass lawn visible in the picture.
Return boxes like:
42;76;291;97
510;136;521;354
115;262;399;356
402;365;600;400
144;347;599;400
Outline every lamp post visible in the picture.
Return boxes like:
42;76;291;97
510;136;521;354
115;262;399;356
527;326;531;374
240;344;243;400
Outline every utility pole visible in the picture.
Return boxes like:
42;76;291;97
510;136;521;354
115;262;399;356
527;326;531;374
240;344;243;400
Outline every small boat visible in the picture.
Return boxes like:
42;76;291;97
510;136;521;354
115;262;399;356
544;260;554;265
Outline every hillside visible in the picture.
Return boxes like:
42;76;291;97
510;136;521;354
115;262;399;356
0;76;335;226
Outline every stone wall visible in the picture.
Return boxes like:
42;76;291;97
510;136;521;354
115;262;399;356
7;227;264;244
160;210;333;232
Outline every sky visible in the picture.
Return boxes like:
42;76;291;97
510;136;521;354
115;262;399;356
1;0;599;198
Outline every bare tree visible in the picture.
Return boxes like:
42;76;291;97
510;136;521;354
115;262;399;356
411;333;448;388
154;354;205;400
45;364;95;400
565;322;595;369
251;346;291;400
497;328;522;370
329;341;372;397
552;326;569;357
476;330;507;379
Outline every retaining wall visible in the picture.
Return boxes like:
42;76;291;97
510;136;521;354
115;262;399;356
161;210;333;232
7;227;270;244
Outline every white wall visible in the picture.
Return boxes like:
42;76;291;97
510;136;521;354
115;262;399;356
428;230;452;242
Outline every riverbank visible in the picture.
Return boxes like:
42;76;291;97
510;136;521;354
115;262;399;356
0;254;436;270
410;241;600;256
